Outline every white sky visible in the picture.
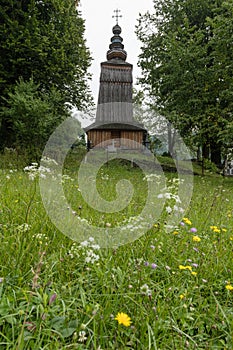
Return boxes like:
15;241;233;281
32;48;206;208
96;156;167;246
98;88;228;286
79;0;154;105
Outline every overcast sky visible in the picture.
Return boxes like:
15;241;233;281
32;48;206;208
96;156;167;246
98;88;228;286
80;0;154;103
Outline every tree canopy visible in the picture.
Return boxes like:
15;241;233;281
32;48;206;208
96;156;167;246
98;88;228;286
136;0;233;165
0;0;92;151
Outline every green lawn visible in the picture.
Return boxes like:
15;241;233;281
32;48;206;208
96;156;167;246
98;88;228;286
0;152;232;349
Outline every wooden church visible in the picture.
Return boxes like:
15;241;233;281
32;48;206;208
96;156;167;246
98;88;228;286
84;12;147;150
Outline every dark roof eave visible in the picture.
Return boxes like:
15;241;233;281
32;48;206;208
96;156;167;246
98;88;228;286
84;122;147;132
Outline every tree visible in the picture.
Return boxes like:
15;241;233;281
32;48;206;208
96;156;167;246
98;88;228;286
136;0;233;166
0;0;92;149
0;78;70;158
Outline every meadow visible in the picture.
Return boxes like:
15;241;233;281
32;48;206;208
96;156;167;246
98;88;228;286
0;149;232;349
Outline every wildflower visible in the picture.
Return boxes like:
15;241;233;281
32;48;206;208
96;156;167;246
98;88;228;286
213;228;220;233
192;235;201;242
190;227;197;233
210;226;221;233
144;261;149;267
80;240;89;247
49;293;57;305
226;284;233;291
166;206;172;214
115;312;131;327
140;284;152;296
221;228;227;233
183;217;192;225
151;263;158;269
78;330;87;342
191;272;197;276
179;265;192;271
0;278;4;283
17;223;31;232
85;250;100;264
173;231;179;235
179;294;185;299
192;263;198;268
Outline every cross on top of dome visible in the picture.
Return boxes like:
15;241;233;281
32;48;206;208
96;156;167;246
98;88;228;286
112;9;122;25
107;9;127;61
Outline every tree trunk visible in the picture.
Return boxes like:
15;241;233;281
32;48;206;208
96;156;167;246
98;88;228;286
0;119;14;149
210;141;222;166
167;122;176;157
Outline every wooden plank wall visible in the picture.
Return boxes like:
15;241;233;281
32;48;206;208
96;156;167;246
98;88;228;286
87;130;144;149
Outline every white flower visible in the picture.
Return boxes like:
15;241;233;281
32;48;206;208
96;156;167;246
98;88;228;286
166;206;172;214
140;284;152;296
78;330;87;343
80;240;89;247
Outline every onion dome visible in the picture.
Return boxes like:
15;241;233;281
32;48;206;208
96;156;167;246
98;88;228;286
107;24;127;61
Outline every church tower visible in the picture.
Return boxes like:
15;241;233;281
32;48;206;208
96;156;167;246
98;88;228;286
85;11;146;149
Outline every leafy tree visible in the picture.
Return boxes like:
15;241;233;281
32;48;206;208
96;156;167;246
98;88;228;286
136;0;233;165
0;0;92;148
0;78;70;159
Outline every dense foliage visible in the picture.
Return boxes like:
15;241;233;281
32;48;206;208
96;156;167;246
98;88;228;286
136;0;233;165
0;0;92;152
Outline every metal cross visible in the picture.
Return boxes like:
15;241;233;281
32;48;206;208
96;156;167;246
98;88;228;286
112;9;122;24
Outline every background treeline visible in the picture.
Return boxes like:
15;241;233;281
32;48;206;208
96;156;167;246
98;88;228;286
0;0;91;158
136;0;233;167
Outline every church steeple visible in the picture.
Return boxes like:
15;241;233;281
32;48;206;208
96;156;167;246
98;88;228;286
84;9;147;147
107;24;127;61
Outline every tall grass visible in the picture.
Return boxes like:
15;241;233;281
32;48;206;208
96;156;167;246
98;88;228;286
0;152;232;349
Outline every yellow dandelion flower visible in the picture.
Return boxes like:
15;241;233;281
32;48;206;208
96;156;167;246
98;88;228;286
227;213;231;218
210;225;217;230
179;265;192;271
186;266;192;271
115;312;131;327
222;228;227;232
173;231;179;235
230;237;233;241
179;265;186;270
226;285;233;291
213;228;221;233
183;217;192;225
192;235;201;242
191;272;197;276
179;294;185;299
